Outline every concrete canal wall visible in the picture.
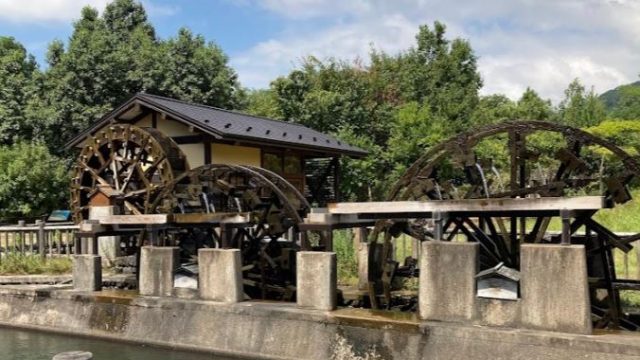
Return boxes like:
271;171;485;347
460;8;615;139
0;286;638;360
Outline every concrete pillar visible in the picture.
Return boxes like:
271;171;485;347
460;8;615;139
73;255;102;291
198;248;243;303
419;241;478;322
520;244;592;334
89;206;121;265
139;246;179;297
297;252;337;311
353;227;370;290
357;242;370;290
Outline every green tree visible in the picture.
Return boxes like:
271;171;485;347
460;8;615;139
244;89;283;119
30;3;157;150
0;142;69;219
586;120;640;156
267;23;483;200
515;88;553;120
367;22;482;131
155;28;242;108
30;0;243;151
558;78;605;127
0;37;38;145
409;22;482;128
470;94;517;126
387;102;447;170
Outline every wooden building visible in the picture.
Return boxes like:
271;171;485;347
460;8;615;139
66;93;367;205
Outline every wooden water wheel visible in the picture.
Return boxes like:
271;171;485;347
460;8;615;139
70;124;189;223
154;164;311;300
369;121;640;329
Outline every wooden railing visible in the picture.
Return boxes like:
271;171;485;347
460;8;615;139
0;220;78;258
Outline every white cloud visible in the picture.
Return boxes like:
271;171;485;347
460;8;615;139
0;0;110;23
232;0;640;102
0;0;177;23
140;1;179;17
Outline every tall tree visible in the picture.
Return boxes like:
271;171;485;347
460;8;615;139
408;22;482;128
30;2;157;150
29;0;243;151
470;94;517;126
244;89;283;120
515;88;553;120
268;23;482;200
367;22;482;131
155;28;242;108
558;78;605;127
0;37;38;145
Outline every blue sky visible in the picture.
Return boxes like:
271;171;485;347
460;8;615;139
1;0;639;102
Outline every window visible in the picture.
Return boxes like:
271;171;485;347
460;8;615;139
263;153;283;174
284;155;302;175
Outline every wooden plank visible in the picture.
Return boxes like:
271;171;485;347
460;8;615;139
98;214;170;225
98;213;252;226
173;212;251;224
326;196;604;215
305;212;364;224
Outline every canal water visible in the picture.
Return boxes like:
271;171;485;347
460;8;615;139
0;327;234;360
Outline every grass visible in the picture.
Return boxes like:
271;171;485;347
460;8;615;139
334;230;358;286
333;230;418;286
0;254;72;275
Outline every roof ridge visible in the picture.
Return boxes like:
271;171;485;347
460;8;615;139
138;92;312;129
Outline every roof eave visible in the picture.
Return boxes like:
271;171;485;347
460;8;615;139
220;133;368;158
64;94;226;149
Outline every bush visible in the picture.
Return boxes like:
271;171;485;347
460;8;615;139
0;142;69;220
0;254;72;275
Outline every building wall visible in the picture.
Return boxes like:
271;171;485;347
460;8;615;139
212;143;261;167
134;113;262;168
135;115;152;128
181;143;205;169
134;114;204;168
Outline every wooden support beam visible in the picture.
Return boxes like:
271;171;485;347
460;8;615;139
97;212;251;225
326;196;604;215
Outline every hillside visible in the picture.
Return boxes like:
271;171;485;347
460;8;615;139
600;80;640;111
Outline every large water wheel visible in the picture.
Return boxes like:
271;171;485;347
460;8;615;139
70;124;189;222
371;120;640;329
155;164;311;300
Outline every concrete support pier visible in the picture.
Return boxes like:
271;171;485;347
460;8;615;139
88;206;121;266
520;244;592;334
139;246;179;297
73;255;102;291
357;242;370;290
419;241;478;322
297;251;337;311
198;248;243;303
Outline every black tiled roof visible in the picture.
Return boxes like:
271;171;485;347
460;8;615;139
66;93;367;157
138;94;366;156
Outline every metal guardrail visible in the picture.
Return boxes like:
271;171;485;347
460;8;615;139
0;220;79;258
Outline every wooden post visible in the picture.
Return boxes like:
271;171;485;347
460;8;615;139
623;251;629;279
325;230;334;252
635;245;640;280
18;220;25;254
636;245;640;280
561;209;571;245
37;220;46;258
412;237;420;259
433;211;444;241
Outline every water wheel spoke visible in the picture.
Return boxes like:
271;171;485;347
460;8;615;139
77;160;109;186
71;124;188;223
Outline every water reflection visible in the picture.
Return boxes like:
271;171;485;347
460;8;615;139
0;327;233;360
